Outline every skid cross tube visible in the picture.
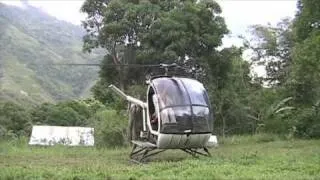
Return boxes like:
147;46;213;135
181;147;211;157
130;144;166;163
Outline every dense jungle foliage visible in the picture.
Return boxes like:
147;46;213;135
0;0;319;147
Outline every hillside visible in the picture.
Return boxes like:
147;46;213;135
0;3;102;105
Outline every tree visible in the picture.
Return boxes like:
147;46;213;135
0;102;32;136
286;0;320;105
288;31;320;105
280;0;320;137
209;47;255;136
81;0;165;91
81;0;229;100
293;0;320;43
244;18;294;86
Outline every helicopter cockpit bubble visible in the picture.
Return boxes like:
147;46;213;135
148;77;213;135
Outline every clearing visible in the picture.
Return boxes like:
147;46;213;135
0;136;319;180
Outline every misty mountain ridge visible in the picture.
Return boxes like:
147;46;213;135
0;2;103;105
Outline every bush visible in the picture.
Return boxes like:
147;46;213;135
0;102;32;138
89;109;128;148
294;106;320;138
31;99;106;127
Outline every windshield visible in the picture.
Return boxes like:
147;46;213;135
152;77;213;134
152;77;190;108
180;78;210;106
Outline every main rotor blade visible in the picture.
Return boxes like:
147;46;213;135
36;63;161;67
51;63;100;66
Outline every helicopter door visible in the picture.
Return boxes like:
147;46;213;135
148;86;159;131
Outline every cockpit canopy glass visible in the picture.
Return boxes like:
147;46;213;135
151;77;213;134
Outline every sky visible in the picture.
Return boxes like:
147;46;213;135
217;0;297;46
1;0;298;46
1;0;298;76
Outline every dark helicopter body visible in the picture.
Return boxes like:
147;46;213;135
109;74;215;162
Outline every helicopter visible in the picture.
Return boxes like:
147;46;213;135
49;62;218;163
106;63;217;163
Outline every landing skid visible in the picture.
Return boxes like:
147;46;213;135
130;140;166;163
181;147;211;157
129;140;211;163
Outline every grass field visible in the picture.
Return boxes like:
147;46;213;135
0;135;319;180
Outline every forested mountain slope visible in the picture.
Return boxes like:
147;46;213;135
0;3;102;105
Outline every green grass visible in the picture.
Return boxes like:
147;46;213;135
0;136;319;180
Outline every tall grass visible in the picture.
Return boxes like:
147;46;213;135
218;133;283;145
1;135;320;179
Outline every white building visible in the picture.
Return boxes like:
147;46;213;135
29;125;94;146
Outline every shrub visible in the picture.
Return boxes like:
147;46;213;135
0;102;32;138
294;105;320;138
89;109;128;147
